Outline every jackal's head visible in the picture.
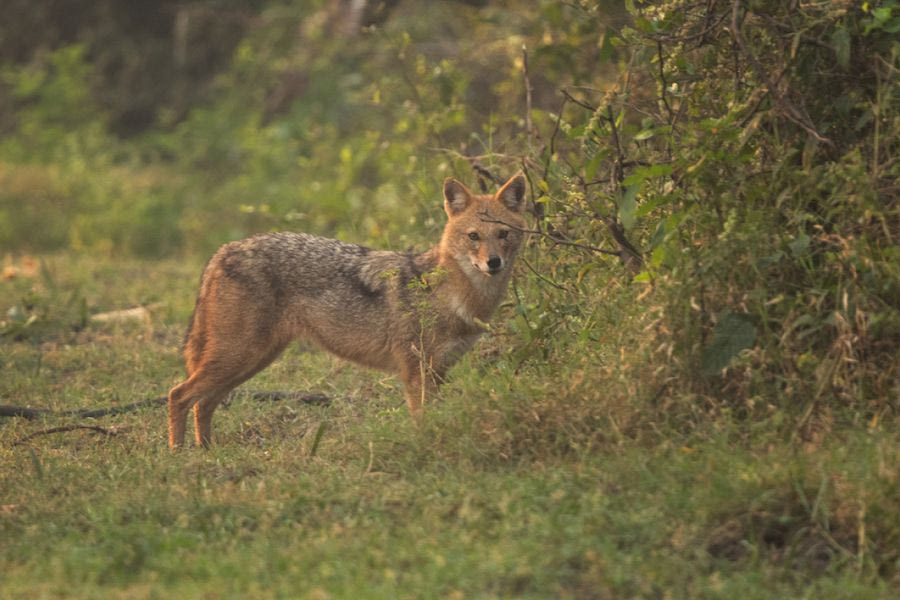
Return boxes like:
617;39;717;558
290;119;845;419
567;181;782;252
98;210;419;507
439;172;527;282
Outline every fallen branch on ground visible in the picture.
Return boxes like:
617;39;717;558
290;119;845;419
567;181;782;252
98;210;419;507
12;424;126;446
0;390;331;420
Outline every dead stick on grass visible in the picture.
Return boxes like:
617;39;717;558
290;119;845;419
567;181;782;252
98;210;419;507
12;425;125;446
0;390;330;421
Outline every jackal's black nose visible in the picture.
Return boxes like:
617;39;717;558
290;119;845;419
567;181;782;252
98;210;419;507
487;255;502;272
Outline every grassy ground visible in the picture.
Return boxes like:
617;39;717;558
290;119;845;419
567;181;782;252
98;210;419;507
1;255;897;599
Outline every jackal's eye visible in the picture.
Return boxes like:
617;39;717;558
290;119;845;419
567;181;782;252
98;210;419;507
498;229;509;240
468;232;480;241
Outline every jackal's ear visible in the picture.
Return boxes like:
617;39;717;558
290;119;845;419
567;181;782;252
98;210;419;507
496;172;527;213
443;178;472;216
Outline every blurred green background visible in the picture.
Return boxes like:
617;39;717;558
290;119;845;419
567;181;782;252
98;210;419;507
0;0;625;257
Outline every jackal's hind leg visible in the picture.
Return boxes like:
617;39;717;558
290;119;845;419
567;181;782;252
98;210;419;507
168;340;289;449
191;386;232;449
168;372;225;449
191;342;289;447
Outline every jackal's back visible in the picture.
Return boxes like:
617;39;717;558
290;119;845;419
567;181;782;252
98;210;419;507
193;232;437;368
210;232;429;300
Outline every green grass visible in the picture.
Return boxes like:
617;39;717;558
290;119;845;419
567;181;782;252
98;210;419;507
1;255;897;598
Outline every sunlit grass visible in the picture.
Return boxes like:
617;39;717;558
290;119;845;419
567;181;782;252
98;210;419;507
1;255;897;598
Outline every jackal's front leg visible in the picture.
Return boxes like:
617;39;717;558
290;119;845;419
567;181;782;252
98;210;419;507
397;346;438;418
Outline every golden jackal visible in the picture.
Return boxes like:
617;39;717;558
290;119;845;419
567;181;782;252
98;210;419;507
168;173;527;447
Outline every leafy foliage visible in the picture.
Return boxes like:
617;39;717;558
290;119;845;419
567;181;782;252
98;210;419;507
514;0;898;430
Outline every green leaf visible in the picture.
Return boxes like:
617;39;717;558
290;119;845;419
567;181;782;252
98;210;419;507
701;312;757;375
633;17;655;34
598;30;615;63
633;271;651;283
873;6;892;22
831;26;851;69
308;421;327;457
623;164;673;186
565;124;587;139
789;233;810;257
649;219;666;248
636;194;672;218
28;448;44;481
585;153;605;181
650;243;669;267
618;185;638;231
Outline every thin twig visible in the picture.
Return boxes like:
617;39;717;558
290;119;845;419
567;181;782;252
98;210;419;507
432;149;520;163
601;214;643;272
543;95;569;183
738;86;772;128
469;161;501;192
520;254;574;292
518;163;544;224
646;4;728;44
477;213;620;256
729;0;833;146
522;44;534;149
562;89;599;113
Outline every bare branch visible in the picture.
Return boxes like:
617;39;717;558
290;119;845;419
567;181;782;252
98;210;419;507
562;89;599;114
520;255;575;292
543;95;569;184
477;213;621;256
657;40;676;123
